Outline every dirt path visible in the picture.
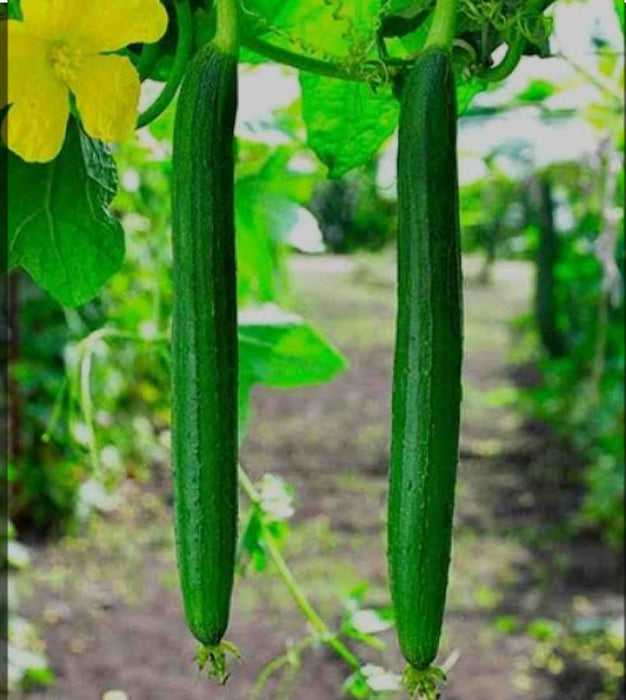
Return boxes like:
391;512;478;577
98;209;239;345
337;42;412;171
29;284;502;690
14;254;622;700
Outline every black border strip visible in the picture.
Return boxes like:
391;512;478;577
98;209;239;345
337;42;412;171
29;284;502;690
1;3;9;699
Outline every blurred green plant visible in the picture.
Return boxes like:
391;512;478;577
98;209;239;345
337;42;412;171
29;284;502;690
523;615;624;700
463;17;625;546
8;275;101;536
308;161;396;253
523;150;624;546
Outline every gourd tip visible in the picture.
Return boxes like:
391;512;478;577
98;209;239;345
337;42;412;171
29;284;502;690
402;663;447;699
196;640;242;684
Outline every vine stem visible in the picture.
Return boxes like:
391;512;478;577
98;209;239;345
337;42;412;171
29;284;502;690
137;0;193;128
71;328;168;474
242;32;413;82
477;36;524;82
41;376;68;444
250;635;317;698
477;0;552;83
424;0;459;51
237;466;361;671
214;0;239;54
79;347;100;476
137;42;161;81
242;32;365;81
556;51;623;103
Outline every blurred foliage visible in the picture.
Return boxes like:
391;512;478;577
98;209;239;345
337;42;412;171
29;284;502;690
9;276;101;535
525;616;624;700
308;162;396;253
460;164;529;282
6;521;55;692
522;154;624;547
461;15;625;547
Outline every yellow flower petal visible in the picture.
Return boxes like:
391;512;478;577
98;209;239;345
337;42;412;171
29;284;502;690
76;0;169;52
67;54;140;143
2;20;69;162
19;0;73;41
22;0;168;48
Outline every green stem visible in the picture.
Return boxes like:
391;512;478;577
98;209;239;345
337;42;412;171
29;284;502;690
240;16;410;83
424;0;459;51
137;0;193;128
477;35;525;82
72;327;168;471
79;347;100;477
214;0;239;54
558;52;623;103
137;42;161;81
238;466;361;670
477;0;550;83
41;377;68;444
242;32;364;81
250;635;317;698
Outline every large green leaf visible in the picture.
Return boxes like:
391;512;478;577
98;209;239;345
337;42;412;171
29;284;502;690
244;0;381;61
386;0;430;14
7;120;124;307
236;178;293;303
239;305;347;388
236;148;320;303
237;304;348;435
300;74;399;177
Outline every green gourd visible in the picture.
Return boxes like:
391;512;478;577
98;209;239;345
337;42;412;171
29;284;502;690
388;45;464;671
170;41;238;647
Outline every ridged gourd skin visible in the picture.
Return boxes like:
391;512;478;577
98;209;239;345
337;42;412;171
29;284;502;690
388;46;464;670
171;43;238;647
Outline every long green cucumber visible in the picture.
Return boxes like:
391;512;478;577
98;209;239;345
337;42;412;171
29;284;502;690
171;41;238;647
388;45;464;671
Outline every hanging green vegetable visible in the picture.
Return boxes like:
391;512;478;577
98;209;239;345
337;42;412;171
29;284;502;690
170;0;240;681
387;0;464;694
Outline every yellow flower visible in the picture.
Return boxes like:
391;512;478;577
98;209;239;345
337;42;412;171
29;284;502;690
2;0;168;163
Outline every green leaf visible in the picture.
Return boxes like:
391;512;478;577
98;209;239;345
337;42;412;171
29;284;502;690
7;0;22;19
237;304;347;439
515;79;557;104
8;644;54;690
238;508;269;571
527;618;558;641
386;0;430;15
237;476;294;572
244;0;381;60
239;304;347;388
494;615;521;634
236;148;320;303
236;180;290;303
456;75;486;115
300;74;399;177
7;120;124;307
